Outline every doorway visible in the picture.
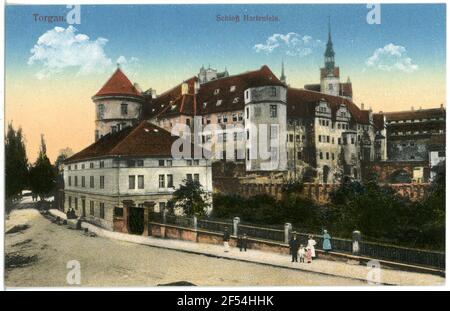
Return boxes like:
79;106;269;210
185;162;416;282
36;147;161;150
81;199;86;217
128;207;144;235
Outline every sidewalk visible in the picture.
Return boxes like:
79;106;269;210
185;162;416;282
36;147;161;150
49;209;445;286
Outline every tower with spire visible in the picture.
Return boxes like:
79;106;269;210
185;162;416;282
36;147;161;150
320;18;341;97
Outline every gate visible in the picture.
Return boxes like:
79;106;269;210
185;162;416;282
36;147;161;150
128;206;144;234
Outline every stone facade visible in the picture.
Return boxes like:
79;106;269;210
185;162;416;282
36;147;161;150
64;156;212;231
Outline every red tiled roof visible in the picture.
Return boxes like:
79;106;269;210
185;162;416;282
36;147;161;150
287;87;369;124
384;107;445;121
65;121;184;162
304;82;353;98
94;68;142;98
340;82;353;98
146;65;284;118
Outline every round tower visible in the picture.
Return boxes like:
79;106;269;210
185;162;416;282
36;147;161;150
92;67;144;141
244;82;287;171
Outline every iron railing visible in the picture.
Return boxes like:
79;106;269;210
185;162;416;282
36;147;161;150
147;213;445;269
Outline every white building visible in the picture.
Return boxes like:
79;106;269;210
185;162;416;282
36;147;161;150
64;117;212;233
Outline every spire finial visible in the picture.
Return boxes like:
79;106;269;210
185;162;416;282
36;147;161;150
280;59;286;83
328;16;332;41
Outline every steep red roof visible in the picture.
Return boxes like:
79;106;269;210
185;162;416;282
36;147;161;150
146;65;284;118
287;87;368;124
94;68;142;98
66;121;185;162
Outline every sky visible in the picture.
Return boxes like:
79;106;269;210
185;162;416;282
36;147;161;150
4;3;446;162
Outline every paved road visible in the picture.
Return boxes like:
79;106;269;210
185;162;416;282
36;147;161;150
5;208;368;287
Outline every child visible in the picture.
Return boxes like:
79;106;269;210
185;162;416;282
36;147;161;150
298;244;306;263
306;246;313;263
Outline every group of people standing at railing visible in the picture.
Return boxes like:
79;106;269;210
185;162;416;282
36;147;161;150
221;226;333;263
288;230;332;264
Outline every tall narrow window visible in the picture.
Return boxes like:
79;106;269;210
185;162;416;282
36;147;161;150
270;105;277;118
81;176;85;187
100;176;105;189
99;203;105;219
97;104;105;119
194;174;200;183
138;175;144;189
270;87;277;96
90;176;94;188
167;174;174;188
89;201;94;216
129;175;135;189
121;103;128;116
159;175;165;188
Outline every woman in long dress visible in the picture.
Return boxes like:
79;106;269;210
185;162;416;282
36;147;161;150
322;230;332;252
307;235;317;258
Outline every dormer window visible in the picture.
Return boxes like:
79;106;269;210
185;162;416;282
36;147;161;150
203;102;208;108
230;85;236;92
216;99;222;106
233;97;239;103
214;89;220;95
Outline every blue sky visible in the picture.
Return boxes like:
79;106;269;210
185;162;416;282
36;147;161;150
6;4;445;77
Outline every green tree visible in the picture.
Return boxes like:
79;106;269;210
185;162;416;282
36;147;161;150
29;134;56;200
5;123;29;201
169;178;210;217
54;147;74;170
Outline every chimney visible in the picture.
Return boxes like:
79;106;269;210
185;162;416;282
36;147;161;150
411;106;414;111
181;82;189;95
133;83;142;93
361;103;364;110
441;103;444;109
194;81;200;94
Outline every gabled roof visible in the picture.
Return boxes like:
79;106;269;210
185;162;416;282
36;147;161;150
65;121;184;162
286;87;369;124
146;65;284;119
94;68;142;98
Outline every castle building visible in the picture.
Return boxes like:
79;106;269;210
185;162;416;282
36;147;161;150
64;72;212;232
63;23;444;232
144;30;386;184
384;107;445;162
